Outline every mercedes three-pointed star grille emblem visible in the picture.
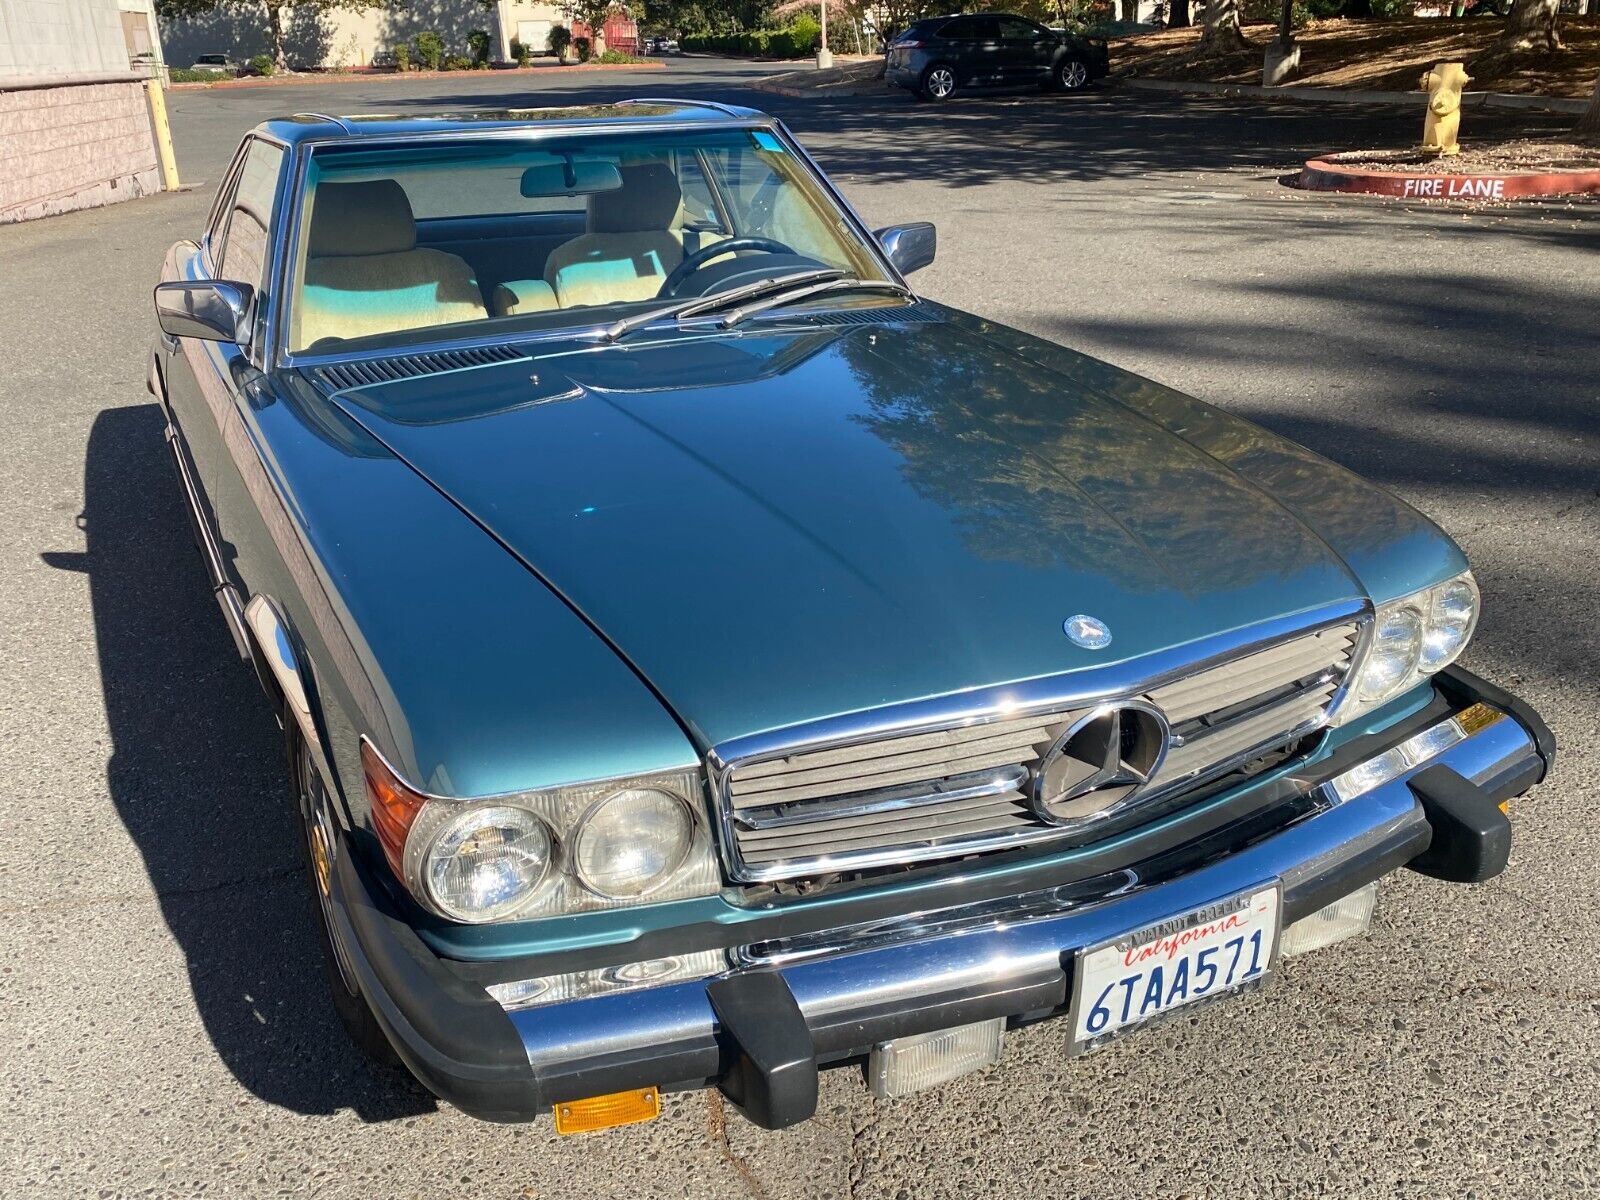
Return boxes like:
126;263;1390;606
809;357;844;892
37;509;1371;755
1032;702;1170;827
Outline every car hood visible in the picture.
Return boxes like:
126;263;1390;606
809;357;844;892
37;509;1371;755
328;313;1376;749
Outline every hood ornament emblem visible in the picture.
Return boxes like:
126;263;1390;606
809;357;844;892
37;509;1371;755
1063;614;1111;649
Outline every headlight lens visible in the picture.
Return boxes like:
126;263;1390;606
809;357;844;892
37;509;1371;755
1358;605;1424;705
372;759;720;925
1420;575;1479;672
419;804;556;922
1335;571;1479;725
573;788;697;899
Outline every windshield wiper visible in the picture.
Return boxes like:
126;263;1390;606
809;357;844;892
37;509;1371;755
696;277;914;330
598;268;846;343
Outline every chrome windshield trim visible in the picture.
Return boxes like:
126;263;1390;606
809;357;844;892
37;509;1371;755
710;597;1372;884
732;765;1032;832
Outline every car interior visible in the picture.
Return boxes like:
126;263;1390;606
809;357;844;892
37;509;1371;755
290;139;864;352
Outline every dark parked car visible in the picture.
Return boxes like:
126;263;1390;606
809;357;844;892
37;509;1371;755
149;101;1550;1135
887;12;1108;100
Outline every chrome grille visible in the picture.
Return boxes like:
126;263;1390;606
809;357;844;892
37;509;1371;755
720;620;1360;882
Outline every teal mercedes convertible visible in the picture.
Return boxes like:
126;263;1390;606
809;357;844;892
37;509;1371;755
150;102;1553;1133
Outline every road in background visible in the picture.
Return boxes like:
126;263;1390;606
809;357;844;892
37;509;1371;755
2;59;1596;1200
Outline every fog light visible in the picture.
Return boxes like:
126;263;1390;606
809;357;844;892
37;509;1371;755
1280;881;1378;958
553;1086;660;1135
868;1018;1005;1099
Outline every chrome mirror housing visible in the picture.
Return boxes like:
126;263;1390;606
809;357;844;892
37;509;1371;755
874;222;937;276
154;279;253;345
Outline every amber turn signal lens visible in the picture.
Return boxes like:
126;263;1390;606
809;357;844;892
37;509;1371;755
361;739;428;881
553;1087;660;1135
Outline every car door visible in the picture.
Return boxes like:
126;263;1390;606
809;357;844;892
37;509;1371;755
996;16;1054;85
159;136;287;599
940;16;1002;88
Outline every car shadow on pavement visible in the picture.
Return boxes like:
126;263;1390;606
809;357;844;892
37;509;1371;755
42;403;434;1123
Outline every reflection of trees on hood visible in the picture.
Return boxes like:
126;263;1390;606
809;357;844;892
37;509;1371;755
841;320;1358;594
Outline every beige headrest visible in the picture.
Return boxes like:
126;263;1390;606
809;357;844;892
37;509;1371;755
307;179;416;257
589;162;682;235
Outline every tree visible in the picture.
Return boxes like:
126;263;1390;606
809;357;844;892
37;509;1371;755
1580;72;1600;142
1198;0;1248;52
156;0;407;70
564;0;620;53
1496;0;1561;53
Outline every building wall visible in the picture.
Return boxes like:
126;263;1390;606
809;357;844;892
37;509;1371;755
159;1;566;70
0;0;163;224
0;0;130;77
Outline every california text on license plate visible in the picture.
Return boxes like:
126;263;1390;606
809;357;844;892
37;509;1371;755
1069;885;1281;1053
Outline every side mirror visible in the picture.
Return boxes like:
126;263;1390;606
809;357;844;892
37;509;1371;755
154;279;253;345
874;222;936;276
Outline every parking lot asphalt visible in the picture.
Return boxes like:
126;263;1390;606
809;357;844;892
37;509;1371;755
2;58;1597;1200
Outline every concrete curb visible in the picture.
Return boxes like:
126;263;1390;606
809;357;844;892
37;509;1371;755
169;61;667;91
1121;76;1588;116
1297;155;1600;199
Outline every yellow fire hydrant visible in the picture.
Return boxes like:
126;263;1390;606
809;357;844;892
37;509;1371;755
1420;62;1471;157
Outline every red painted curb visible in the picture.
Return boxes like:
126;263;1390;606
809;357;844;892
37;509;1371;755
1297;155;1600;200
169;62;666;91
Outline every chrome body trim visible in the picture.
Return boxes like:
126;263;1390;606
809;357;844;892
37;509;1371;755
163;420;249;661
503;700;1538;1067
710;598;1371;883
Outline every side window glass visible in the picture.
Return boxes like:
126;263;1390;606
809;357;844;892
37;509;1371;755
967;18;1001;41
217;140;284;296
998;17;1038;39
204;147;248;267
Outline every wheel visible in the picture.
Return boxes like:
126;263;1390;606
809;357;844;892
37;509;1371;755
290;726;398;1065
920;62;957;101
1055;57;1090;91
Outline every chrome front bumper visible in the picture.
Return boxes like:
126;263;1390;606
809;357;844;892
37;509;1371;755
331;672;1549;1127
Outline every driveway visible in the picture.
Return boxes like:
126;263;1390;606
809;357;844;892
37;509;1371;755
1;58;1596;1200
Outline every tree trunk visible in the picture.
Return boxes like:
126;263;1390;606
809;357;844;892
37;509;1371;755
1198;0;1246;51
1499;0;1562;53
1169;0;1191;25
1579;72;1600;141
265;0;287;69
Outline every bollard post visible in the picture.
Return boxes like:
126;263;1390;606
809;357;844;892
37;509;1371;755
144;78;181;191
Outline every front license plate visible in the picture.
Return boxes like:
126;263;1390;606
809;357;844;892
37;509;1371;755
1069;885;1280;1053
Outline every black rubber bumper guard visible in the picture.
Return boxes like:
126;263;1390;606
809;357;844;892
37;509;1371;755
327;665;1554;1130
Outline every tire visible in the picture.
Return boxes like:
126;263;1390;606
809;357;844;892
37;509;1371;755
919;62;957;101
1055;57;1090;91
290;725;398;1065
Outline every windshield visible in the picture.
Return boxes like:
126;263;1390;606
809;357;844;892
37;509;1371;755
286;127;893;354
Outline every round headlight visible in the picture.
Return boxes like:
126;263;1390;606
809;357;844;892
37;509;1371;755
572;788;696;899
1420;575;1478;672
1358;606;1423;705
421;805;556;923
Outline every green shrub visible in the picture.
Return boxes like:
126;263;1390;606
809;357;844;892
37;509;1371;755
574;35;592;61
510;37;531;66
247;53;275;76
168;67;228;82
681;25;818;58
467;28;491;66
595;49;647;63
443;54;473;70
413;29;444;70
548;24;572;58
393;42;410;71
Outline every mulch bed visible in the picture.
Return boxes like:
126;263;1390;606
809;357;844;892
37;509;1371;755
1112;17;1600;98
1321;140;1600;173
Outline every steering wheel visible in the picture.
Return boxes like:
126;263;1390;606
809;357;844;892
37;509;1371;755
658;236;795;297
